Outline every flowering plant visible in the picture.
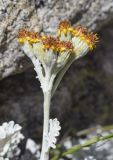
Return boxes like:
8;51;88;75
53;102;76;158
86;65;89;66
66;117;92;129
18;20;98;160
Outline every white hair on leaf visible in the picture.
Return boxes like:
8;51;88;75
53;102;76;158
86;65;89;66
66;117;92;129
0;121;24;160
45;118;61;152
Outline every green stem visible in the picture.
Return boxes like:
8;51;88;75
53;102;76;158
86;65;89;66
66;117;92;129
76;124;113;137
62;133;113;157
51;132;113;160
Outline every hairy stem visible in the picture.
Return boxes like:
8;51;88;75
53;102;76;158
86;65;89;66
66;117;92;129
52;58;74;96
40;91;51;160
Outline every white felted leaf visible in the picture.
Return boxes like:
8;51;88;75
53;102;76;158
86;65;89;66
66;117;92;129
0;121;24;159
45;118;61;152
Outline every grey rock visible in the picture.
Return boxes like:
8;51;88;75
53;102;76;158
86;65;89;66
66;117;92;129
0;0;113;79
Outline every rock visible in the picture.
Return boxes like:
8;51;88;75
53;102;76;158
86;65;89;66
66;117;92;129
0;0;113;79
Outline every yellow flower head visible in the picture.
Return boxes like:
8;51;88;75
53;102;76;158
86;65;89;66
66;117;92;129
58;21;99;51
58;20;72;36
18;29;73;53
71;26;99;50
71;25;87;37
18;21;99;92
85;32;99;50
18;21;98;63
42;36;73;53
18;29;41;44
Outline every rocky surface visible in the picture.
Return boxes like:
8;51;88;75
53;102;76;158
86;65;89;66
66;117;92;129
0;0;113;79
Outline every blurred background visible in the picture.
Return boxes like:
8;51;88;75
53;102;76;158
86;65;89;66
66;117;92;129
0;0;113;159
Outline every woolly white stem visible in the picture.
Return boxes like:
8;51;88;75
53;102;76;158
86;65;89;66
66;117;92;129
40;91;51;160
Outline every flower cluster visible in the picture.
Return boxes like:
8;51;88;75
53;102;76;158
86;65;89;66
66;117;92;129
58;21;98;49
18;20;98;93
18;21;98;160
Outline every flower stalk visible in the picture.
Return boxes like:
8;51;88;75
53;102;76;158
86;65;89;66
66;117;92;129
40;91;51;160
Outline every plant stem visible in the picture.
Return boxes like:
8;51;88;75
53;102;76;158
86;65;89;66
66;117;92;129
51;133;113;160
40;91;51;160
52;58;74;96
62;133;113;157
76;124;113;137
